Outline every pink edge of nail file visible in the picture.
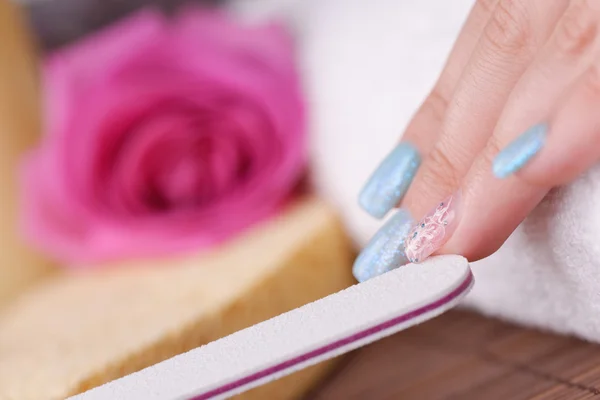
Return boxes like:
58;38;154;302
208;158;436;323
69;255;473;400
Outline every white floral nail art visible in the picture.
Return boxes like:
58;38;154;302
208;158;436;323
404;194;458;263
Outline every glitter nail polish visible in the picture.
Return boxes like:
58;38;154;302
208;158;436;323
358;142;421;219
352;209;414;282
492;123;547;179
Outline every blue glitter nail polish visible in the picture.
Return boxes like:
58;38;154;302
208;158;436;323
492;124;547;179
352;209;414;282
358;142;421;219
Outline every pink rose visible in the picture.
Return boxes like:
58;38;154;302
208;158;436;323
20;8;306;266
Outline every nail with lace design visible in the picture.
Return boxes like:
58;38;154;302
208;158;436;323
404;191;461;263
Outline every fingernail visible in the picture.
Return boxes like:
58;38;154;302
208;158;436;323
492;123;547;179
358;142;421;219
404;191;461;264
353;209;414;282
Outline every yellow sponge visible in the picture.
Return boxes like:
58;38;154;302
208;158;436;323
0;0;56;308
0;198;355;400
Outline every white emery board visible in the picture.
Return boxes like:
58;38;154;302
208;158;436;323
70;255;473;400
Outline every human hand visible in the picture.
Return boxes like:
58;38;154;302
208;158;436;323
354;0;600;281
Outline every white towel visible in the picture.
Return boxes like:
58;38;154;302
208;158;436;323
232;0;600;342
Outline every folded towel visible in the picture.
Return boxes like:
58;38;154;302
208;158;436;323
231;0;600;342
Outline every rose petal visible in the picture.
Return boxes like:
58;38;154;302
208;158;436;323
108;111;197;214
45;10;166;87
174;8;297;73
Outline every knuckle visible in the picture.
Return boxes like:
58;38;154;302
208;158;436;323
419;88;449;125
482;134;503;167
585;61;600;96
554;1;598;58
475;0;499;15
484;0;532;56
422;143;463;191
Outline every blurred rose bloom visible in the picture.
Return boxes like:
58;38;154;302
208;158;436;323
21;8;306;266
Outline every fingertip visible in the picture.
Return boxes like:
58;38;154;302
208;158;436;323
439;231;506;263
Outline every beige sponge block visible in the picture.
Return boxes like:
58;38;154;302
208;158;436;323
0;0;56;307
0;198;355;400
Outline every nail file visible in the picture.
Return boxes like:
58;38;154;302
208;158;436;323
70;255;472;400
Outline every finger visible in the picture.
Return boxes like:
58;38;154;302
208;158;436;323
519;66;600;185
400;0;499;150
490;0;600;136
401;0;569;222
358;0;499;219
440;0;600;261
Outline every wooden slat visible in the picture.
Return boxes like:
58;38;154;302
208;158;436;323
308;310;600;400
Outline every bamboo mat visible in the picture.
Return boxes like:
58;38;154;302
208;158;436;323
308;310;600;400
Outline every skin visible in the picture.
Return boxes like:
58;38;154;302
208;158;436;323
395;0;600;262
